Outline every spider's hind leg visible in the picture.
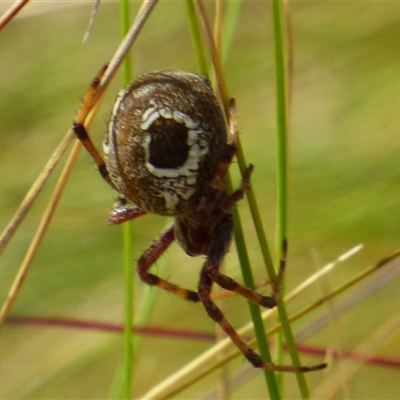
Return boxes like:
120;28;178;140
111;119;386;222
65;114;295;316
136;223;199;303
200;214;276;309
198;214;327;372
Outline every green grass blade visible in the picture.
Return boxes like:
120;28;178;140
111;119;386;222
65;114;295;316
121;221;134;398
120;1;133;398
235;140;276;279
185;0;208;76
271;1;311;398
190;2;281;397
226;176;281;400
219;4;281;397
272;0;288;254
119;1;132;84
220;0;242;64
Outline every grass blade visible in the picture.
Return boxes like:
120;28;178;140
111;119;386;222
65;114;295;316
117;1;134;398
271;0;315;397
193;2;282;397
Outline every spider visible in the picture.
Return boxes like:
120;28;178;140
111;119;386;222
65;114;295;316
72;66;326;373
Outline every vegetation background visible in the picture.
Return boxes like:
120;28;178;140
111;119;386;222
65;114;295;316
0;1;399;398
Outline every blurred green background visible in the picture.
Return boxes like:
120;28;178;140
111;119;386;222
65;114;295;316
0;1;399;398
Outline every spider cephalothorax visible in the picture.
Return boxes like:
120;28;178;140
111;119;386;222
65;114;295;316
73;67;326;373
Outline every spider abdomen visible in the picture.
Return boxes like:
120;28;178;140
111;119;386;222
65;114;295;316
104;70;227;216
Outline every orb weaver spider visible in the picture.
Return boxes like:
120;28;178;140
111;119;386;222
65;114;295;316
72;66;326;373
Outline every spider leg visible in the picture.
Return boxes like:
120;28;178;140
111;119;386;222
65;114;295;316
107;197;147;225
227;98;239;148
202;214;276;307
136;223;199;302
273;238;288;301
210;99;238;192
72;64;116;189
220;168;286;302
198;214;327;372
219;164;253;212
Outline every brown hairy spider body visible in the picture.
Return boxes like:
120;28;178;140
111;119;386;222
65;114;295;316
73;67;326;373
105;71;227;216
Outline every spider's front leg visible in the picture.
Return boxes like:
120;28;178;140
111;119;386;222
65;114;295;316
136;223;200;303
198;214;327;372
72;64;116;190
